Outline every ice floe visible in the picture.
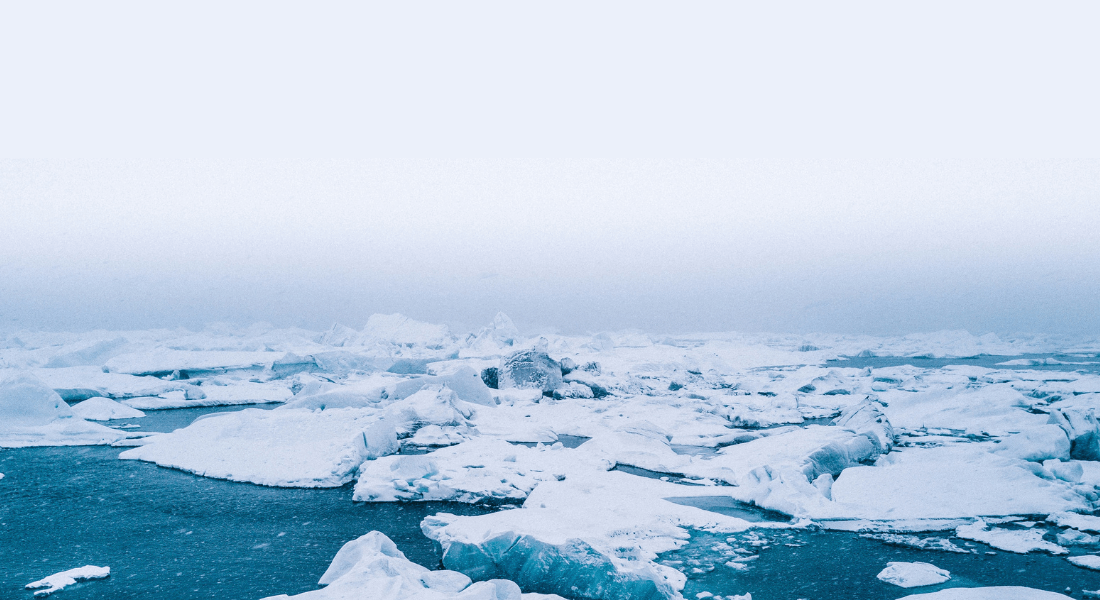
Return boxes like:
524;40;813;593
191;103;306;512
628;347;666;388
876;561;951;587
955;520;1067;554
25;565;110;597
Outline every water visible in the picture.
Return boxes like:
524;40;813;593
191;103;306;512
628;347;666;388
662;528;1100;600
0;407;494;600
828;353;1100;374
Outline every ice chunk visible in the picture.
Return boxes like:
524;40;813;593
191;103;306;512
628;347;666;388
994;425;1071;462
1055;528;1099;546
120;407;395;487
876;561;951;587
832;397;896;451
955;520;1067;554
43;337;127;368
391;367;496;407
385;385;472;436
1048;511;1100;533
262;530;523;599
71;397;145;420
896;587;1073;599
1042;459;1083;482
1069;555;1100;570
25;565;110;597
1;373;74;426
0;373;124;448
1048;408;1100;460
498;349;562;393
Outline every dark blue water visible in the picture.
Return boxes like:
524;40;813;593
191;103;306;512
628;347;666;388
0;408;494;600
827;353;1100;374
662;528;1100;600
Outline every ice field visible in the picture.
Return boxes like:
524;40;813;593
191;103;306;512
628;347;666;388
5;313;1100;599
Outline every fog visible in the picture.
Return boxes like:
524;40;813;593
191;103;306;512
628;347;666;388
2;159;1098;336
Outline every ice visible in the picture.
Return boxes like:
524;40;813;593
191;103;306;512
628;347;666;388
25;565;110;597
896;587;1073;599
955;520;1067;554
498;348;562;394
0;372;125;448
120;407;397;486
421;468;762;600
877;383;1047;437
993;425;1071;462
1047;408;1100;460
261;531;535;599
71;396;145;420
103;349;283;376
1048;511;1100;533
42;337;127;368
826;446;1087;520
1069;555;1100;570
876;561;951;587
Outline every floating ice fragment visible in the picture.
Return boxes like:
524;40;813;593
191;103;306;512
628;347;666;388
1069;555;1100;570
71;397;145;421
955;520;1067;554
25;565;110;597
876;561;951;588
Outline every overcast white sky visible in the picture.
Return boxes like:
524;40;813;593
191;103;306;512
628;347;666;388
1;3;1098;335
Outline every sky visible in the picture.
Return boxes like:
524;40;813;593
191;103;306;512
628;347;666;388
0;3;1098;336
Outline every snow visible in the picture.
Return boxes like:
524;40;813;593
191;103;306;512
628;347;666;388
955;520;1067;554
71;396;145;420
896;588;1073;600
25;565;110;597
104;349;283;375
876;561;951;587
1069;555;1100;570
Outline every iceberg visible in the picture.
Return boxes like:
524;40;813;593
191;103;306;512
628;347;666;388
261;531;555;600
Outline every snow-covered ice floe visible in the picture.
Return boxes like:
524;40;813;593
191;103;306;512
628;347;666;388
0;373;126;448
876;561;951;588
25;565;110;597
261;531;563;600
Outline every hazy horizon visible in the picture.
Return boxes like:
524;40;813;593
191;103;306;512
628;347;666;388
3;159;1098;337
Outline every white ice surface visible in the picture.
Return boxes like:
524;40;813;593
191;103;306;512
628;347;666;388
955;520;1067;554
71;396;145;420
25;565;110;597
1068;555;1100;570
876;561;951;588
